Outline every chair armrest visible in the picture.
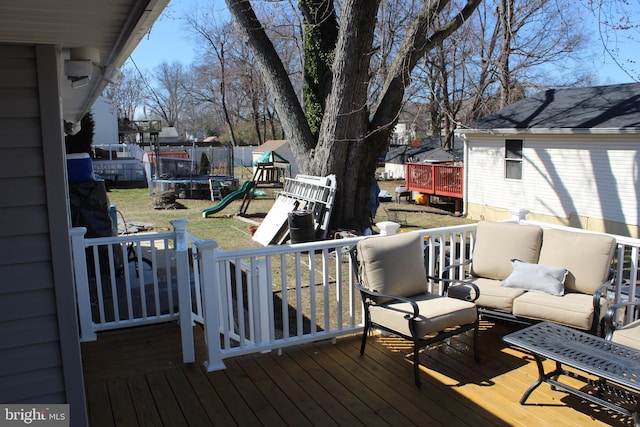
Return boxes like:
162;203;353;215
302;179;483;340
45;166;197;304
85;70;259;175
356;283;421;320
591;279;615;335
427;275;480;302
431;259;478;301
439;259;472;274
604;301;640;340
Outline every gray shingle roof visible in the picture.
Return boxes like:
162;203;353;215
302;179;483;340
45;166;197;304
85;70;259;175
472;82;640;130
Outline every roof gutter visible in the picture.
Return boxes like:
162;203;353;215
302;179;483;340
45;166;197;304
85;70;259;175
456;127;640;136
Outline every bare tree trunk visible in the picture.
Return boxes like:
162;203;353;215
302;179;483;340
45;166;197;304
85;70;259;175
226;0;481;231
332;0;481;229
227;0;316;172
467;13;501;122
300;0;338;139
220;82;237;147
266;109;278;140
309;0;381;230
248;80;263;146
436;42;454;149
498;0;514;107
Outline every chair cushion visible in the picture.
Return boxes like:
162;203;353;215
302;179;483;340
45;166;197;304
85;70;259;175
502;259;567;296
471;222;543;280
357;232;427;303
369;293;477;338
611;320;640;349
538;228;616;294
512;291;606;331
448;277;526;312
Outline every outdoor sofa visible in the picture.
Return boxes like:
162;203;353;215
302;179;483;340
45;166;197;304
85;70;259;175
443;221;617;335
605;301;640;348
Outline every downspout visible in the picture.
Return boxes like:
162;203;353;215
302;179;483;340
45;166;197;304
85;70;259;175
462;133;469;217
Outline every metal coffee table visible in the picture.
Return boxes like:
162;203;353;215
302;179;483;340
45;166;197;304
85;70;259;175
503;321;640;424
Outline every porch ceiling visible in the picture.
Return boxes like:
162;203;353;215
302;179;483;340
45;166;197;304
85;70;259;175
0;0;169;123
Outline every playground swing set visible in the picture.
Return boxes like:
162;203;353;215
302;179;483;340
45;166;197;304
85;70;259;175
202;150;291;217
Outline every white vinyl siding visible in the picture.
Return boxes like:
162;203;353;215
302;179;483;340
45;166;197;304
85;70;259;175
467;134;640;226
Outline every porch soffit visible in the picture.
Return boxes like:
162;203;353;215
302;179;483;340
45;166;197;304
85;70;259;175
0;0;169;123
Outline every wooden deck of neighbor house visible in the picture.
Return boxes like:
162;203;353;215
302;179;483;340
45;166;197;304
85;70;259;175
405;162;463;199
81;319;637;426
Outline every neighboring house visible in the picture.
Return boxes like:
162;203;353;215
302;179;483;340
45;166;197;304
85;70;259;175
0;1;169;425
234;145;256;167
456;82;640;238
384;137;458;179
390;122;415;145
158;126;180;144
92;97;148;186
92;96;119;146
202;135;221;145
252;139;300;177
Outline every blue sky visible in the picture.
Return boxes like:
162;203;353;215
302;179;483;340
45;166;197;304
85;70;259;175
126;0;204;72
127;0;639;85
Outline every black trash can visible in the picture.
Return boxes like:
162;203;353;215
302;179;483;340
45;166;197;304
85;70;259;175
288;210;316;243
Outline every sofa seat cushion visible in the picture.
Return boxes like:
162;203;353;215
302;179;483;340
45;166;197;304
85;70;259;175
611;320;640;350
512;292;605;331
448;277;526;312
471;221;543;280
369;293;477;338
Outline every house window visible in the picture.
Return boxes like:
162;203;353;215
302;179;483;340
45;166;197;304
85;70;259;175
505;139;523;180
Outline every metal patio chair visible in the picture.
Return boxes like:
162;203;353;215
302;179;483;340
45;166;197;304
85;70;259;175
351;232;480;387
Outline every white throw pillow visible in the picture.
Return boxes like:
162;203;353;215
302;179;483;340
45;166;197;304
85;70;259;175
502;259;567;296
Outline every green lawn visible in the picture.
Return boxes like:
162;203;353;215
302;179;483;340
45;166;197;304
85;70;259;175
106;178;473;251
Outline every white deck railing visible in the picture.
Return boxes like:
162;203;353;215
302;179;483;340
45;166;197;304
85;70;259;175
71;213;640;372
194;222;481;371
70;220;202;363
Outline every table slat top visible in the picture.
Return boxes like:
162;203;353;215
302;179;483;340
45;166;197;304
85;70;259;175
503;322;640;390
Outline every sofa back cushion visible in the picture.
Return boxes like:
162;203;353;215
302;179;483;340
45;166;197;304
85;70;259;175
357;232;428;303
538;228;616;294
471;221;543;280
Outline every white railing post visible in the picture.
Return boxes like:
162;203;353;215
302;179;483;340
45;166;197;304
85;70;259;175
171;219;194;363
196;240;226;371
509;208;529;223
626;246;639;324
254;259;271;344
70;227;97;342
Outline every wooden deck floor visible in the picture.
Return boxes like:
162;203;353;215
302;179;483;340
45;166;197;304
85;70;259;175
81;320;636;426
